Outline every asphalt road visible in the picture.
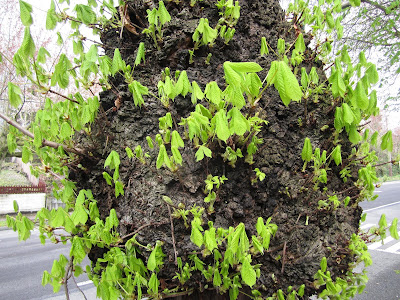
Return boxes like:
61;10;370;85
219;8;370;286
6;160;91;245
354;181;400;299
0;229;97;300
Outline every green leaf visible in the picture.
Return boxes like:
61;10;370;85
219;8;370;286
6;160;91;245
295;33;306;52
8;82;22;108
103;172;112;185
71;204;88;225
46;1;59;30
277;38;285;55
19;0;33;26
365;63;379;84
379;214;387;228
381;131;393;152
329;69;346;97
228;107;250;136
268;61;302;106
190;218;204;247
342;103;354;124
111;48;125;75
171;147;182;165
320;256;327;272
390;218;399;240
204;223;217;252
191;81;204;104
371;131;378;146
21;27;35;58
115;181;124;197
156;144;171;169
157;1;171;25
205;81;222;106
75;4;97;25
134;42;146;66
348;125;361;144
171;131;184;148
301;138;312;162
226;61;263;73
13;200;19;213
331;145;342;165
260;37;269;56
326;10;334;29
213;268;222;287
352;82;369;110
213;110;230;142
241;256;256;287
148;273;160;294
224;85;246;109
195;145;212;161
129;80;149;107
70;236;86;263
60;122;72;139
175;71;191;97
22;145;31;163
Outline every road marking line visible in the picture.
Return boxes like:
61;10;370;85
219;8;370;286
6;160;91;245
368;236;395;250
375;248;400;255
77;280;93;287
360;223;374;230
363;200;400;212
384;242;400;253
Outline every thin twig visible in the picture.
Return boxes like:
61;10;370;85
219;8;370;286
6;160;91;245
71;272;88;300
281;241;287;274
120;220;169;240
373;160;398;168
48;89;80;104
167;204;178;265
0;111;85;156
64;256;74;300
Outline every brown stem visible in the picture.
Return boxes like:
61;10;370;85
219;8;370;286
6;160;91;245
64;256;74;300
0;111;85;156
120;220;169;240
71;272;88;300
48;89;80;104
167;204;178;265
373;160;398;168
281;241;287;274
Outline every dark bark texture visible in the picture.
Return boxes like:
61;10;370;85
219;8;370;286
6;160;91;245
71;0;363;298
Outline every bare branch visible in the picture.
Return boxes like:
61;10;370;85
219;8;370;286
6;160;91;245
0;111;85;156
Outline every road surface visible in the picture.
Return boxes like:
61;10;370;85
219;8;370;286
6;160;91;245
0;229;97;299
354;181;400;299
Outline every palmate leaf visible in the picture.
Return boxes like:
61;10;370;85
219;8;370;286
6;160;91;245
381;131;393;152
19;0;33;26
175;71;191;97
213;110;230;142
301;137;312;162
21;27;36;58
8;82;22;108
390;218;399;240
157;1;171;25
352;82;369;110
46;0;59;30
228;107;249;136
129;80;149;107
329;68;346;97
240;256;256;287
267;61;302;106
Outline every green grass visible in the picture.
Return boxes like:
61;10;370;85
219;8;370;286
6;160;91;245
0;169;30;186
0;220;7;227
378;175;400;183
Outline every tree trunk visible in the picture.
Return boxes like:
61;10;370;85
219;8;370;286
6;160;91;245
71;0;363;298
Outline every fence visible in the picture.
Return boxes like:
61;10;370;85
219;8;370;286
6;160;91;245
0;181;46;195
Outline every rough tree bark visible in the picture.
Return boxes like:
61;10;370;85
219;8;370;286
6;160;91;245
70;0;363;298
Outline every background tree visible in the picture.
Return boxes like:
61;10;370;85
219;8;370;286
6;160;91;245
339;0;400;109
2;0;398;300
